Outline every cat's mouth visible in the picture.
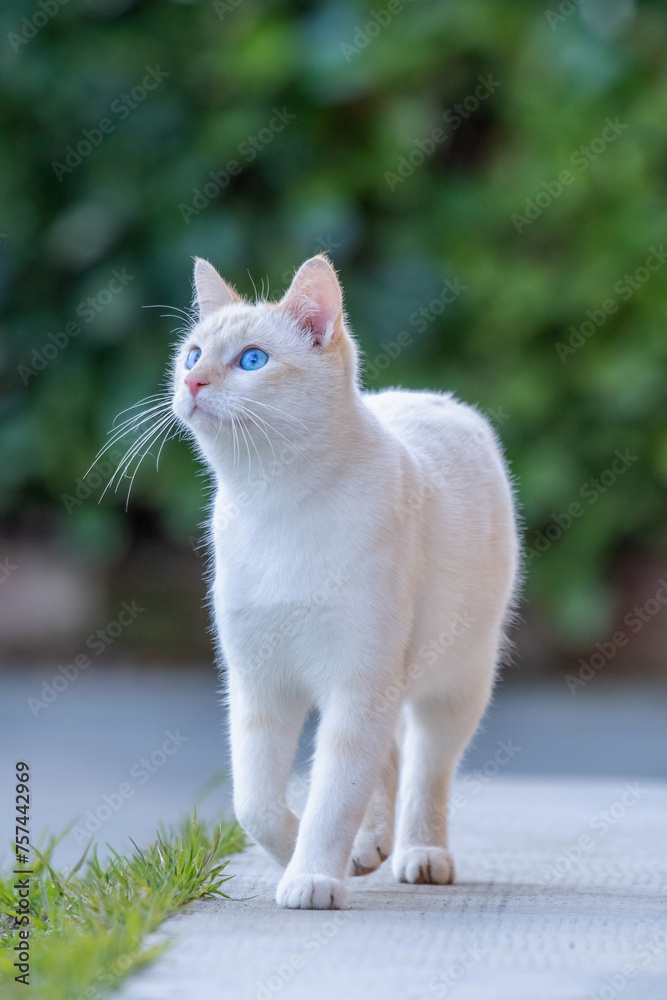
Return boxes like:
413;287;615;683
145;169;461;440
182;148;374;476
176;394;243;434
175;393;215;427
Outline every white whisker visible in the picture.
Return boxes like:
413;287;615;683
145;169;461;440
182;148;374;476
235;415;254;488
236;404;276;468
117;415;174;499
236;404;313;461
155;419;177;472
143;303;196;322
236;395;310;433
230;414;240;473
237;407;266;481
112;393;169;424
99;413;172;502
110;400;172;435
87;404;172;476
124;416;177;509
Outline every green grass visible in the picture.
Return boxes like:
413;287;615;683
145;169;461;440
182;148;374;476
0;815;245;1000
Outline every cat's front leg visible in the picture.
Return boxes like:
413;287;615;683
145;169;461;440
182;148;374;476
228;673;309;867
276;689;400;909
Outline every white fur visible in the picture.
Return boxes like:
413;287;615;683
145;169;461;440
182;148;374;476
172;256;520;909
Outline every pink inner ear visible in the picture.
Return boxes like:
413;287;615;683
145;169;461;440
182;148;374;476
302;292;338;343
282;258;342;345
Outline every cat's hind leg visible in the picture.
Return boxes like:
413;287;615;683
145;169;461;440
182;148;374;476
348;736;399;876
392;687;489;885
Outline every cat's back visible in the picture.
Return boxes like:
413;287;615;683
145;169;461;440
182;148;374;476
363;387;518;600
363;387;502;479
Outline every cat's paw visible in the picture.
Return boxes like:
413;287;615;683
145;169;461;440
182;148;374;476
392;846;455;885
276;873;347;910
348;829;391;876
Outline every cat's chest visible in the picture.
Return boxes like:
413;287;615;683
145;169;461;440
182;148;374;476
212;511;356;674
209;479;422;679
211;494;351;608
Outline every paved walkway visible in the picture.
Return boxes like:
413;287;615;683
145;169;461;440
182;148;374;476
2;668;667;998
118;777;667;1000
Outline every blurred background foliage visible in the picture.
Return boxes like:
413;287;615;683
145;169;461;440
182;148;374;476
1;0;666;657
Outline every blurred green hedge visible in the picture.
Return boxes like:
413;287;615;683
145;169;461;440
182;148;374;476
1;0;666;644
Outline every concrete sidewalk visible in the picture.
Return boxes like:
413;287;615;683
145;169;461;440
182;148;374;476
2;669;666;998
118;776;667;1000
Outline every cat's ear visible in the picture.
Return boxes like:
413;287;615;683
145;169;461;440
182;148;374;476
193;258;240;319
280;255;343;346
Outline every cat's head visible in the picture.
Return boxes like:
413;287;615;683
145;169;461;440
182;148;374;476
171;255;358;458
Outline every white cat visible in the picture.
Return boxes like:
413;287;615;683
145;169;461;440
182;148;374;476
171;254;520;910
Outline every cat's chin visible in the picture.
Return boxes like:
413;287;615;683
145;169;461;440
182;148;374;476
174;398;219;435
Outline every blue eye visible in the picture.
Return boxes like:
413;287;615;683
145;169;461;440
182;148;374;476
185;348;201;370
240;348;269;371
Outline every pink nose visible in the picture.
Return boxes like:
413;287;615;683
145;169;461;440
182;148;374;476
185;372;209;398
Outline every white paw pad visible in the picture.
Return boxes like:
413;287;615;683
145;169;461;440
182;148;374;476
392;847;455;885
276;873;347;910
